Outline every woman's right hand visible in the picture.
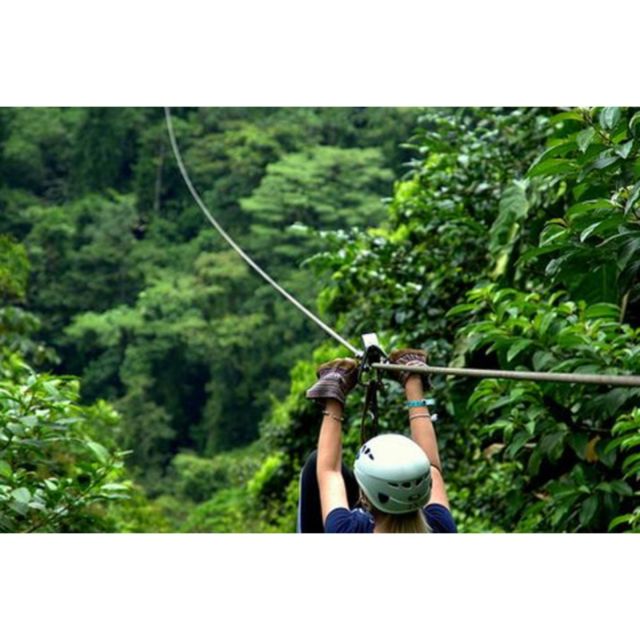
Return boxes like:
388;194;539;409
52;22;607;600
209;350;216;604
305;358;358;406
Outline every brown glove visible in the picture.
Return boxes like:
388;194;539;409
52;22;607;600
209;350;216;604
388;348;428;387
306;358;359;406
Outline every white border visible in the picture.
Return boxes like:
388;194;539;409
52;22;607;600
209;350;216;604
1;2;639;634
2;1;639;105
1;534;637;639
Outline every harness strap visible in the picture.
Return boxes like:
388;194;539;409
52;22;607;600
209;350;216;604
360;372;382;445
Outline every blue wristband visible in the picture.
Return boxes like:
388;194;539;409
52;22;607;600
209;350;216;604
404;399;435;408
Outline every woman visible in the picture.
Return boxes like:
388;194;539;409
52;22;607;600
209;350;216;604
297;349;457;533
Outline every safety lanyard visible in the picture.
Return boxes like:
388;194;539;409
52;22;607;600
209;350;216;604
358;333;387;445
360;373;382;445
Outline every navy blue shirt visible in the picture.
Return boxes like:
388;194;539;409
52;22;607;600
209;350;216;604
325;503;457;533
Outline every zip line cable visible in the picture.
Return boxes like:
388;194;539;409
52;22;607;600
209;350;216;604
373;363;640;388
164;107;360;356
165;108;640;388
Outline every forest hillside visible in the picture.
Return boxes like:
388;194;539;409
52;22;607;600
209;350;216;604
1;107;639;532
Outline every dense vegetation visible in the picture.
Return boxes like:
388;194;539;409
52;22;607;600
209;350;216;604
1;107;638;532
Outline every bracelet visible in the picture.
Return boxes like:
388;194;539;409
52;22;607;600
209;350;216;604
409;412;431;421
405;399;435;408
322;410;344;423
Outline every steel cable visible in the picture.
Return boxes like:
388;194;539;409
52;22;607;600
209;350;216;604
164;107;360;356
165;107;640;388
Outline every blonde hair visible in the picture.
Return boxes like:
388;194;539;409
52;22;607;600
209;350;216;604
359;492;432;534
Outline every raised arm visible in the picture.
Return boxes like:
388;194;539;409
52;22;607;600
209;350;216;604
316;399;348;523
306;359;358;524
389;349;449;509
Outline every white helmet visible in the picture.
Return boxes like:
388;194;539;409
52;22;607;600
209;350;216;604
354;433;432;514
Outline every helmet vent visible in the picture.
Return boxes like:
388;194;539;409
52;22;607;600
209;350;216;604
378;493;389;504
402;481;411;488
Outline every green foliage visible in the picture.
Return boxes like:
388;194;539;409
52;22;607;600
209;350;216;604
0;235;29;300
242;146;392;273
0;350;132;532
0;108;82;202
253;107;640;533
2;108;417;511
10;105;639;534
72;108;146;195
171;445;262;503
65;245;268;478
518;107;640;312
310;108;552;363
457;286;640;530
24;193;144;341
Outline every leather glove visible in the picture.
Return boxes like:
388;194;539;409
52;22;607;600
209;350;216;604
388;348;428;387
306;358;358;406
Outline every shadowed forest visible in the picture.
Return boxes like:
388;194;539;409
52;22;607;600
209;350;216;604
1;107;639;532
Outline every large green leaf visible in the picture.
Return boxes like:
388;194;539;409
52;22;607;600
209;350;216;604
488;181;530;273
86;441;110;464
549;111;585;124
506;338;533;362
0;460;12;478
599;107;621;130
10;487;31;504
527;158;578;178
625;183;640;214
576;128;595;153
579;494;599;527
584;303;620;320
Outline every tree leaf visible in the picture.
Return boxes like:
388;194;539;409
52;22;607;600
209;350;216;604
622;452;640;472
599;107;621;130
507;339;533;362
579;494;598;527
87;441;109;464
10;487;31;504
609;479;633;496
625;182;640;215
567;433;589;459
506;430;532;457
446;303;477;317
100;483;128;492
584;303;620;319
488;181;529;257
567;199;614;216
578;217;623;242
549;111;585;124
0;460;12;478
527;158;577;178
591;150;619;171
576;128;595;153
532;350;556;371
630;112;640;138
540;430;567;462
615;140;633;159
608;514;632;531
